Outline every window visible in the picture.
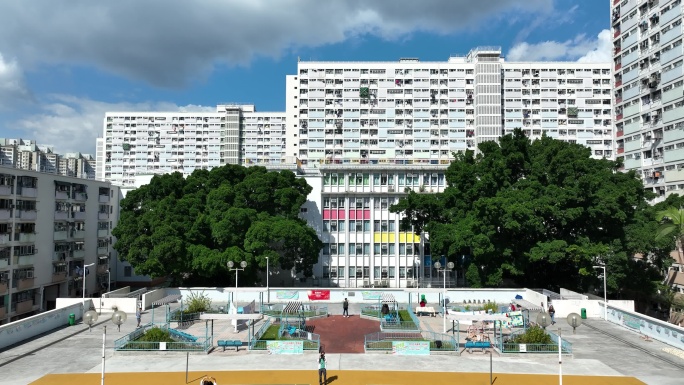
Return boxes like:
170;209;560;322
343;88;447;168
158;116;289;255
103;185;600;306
399;267;406;279
337;267;345;278
349;266;356;278
124;266;132;277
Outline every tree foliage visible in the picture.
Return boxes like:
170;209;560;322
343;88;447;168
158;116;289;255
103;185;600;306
392;129;671;298
112;165;323;286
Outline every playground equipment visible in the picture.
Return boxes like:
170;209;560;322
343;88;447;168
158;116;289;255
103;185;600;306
278;301;307;338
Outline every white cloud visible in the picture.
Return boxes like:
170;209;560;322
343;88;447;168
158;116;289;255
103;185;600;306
507;29;611;63
0;52;32;107
13;95;213;154
0;0;552;87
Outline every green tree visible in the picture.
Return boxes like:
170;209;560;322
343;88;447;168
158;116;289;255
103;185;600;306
656;206;684;268
391;129;651;294
113;165;323;286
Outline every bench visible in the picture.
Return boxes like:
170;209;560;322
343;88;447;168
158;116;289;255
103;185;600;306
217;340;242;351
415;306;437;317
169;329;198;342
464;341;491;353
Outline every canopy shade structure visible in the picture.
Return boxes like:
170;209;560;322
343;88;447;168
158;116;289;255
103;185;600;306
152;294;182;307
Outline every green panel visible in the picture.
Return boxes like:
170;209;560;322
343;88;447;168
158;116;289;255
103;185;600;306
624;157;641;169
664;106;684;124
624;139;641;152
663;87;683;105
664;128;684;143
664;147;684;163
623;121;641;135
360;87;370;98
623;104;640;118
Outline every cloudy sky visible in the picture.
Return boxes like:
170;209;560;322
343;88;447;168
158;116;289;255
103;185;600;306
0;0;610;155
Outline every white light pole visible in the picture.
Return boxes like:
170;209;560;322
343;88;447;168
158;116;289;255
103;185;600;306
83;263;95;309
266;257;270;303
558;327;563;385
228;261;247;332
593;265;607;321
106;268;111;293
101;325;106;385
434;260;455;333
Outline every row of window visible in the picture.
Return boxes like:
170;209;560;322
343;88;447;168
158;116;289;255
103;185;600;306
324;220;398;233
323;243;420;256
323;173;445;187
322;196;399;209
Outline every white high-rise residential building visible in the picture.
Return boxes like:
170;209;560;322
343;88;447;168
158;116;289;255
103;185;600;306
99;47;612;288
0;166;120;324
101;105;288;192
612;0;684;201
0;138;96;179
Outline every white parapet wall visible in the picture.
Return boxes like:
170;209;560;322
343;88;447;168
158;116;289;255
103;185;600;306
101;286;131;299
142;288;169;310
56;297;138;313
602;301;684;350
0;303;84;350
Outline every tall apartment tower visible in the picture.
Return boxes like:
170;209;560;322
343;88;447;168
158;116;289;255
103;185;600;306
612;0;684;200
0;167;119;324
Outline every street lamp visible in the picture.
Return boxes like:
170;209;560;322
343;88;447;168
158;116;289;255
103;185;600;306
82;263;95;309
106;268;111;293
228;261;247;332
593;265;607;321
434;260;455;333
266;257;270;303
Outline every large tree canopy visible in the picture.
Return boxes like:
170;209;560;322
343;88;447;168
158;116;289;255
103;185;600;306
391;129;670;298
112;165;323;286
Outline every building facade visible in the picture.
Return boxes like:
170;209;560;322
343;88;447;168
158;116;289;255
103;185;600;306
0;166;120;324
98;47;612;288
612;0;684;200
0;138;97;179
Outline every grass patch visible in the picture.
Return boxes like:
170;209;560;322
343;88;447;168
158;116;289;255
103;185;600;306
259;325;281;340
398;310;413;321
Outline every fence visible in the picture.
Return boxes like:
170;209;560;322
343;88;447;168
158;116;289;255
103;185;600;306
260;304;328;319
364;331;456;352
113;322;211;352
167;310;201;327
493;328;572;354
249;318;272;349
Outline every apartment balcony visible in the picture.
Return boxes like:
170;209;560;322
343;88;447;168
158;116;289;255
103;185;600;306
16;210;37;220
15;299;34;315
53;251;68;262
0;233;10;243
0;185;12;195
97;246;109;256
618;147;625;154
0;280;7;295
19;188;37;198
16;277;34;291
615;63;622;71
55;191;69;200
70;231;84;240
98;212;109;220
15;255;34;266
54;231;68;241
52;271;67;283
16;232;36;243
73;192;87;202
97;229;109;238
99;194;110;203
0;306;5;319
72;211;86;220
72;250;85;259
54;211;69;221
97;264;109;275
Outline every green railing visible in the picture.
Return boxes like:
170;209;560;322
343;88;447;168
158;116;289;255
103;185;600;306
167;310;201;324
364;331;456;352
249;319;272;349
260;304;328;319
250;334;320;351
114;322;211;352
494;329;572;354
380;320;421;331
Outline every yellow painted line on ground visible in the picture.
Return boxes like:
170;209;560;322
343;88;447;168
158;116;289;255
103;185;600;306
30;370;647;385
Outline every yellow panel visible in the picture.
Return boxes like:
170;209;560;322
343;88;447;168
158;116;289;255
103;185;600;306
412;234;421;243
374;233;381;242
389;233;395;243
399;233;407;243
381;233;389;243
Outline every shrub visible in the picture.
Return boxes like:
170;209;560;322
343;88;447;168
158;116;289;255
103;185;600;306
186;291;212;313
512;326;553;344
482;302;498;313
137;327;175;343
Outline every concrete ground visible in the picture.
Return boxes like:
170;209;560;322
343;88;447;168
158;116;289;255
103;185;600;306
0;303;682;385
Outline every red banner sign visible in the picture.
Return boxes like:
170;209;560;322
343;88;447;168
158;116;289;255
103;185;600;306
307;290;330;301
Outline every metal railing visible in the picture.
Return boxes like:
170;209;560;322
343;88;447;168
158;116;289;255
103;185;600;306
380;320;421;331
364;331;456;352
493;329;572;354
114;322;211;352
167;310;201;326
260;304;328;319
249;319;272;349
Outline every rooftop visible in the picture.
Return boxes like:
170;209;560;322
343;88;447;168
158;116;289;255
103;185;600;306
1;304;683;385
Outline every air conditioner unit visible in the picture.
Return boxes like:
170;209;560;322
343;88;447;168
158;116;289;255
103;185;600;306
26;270;34;279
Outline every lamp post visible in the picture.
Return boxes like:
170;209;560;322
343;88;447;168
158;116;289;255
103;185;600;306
106;268;111;293
434;260;455;333
228;261;247;333
82;263;95;309
593;265;607;321
266;257;270;303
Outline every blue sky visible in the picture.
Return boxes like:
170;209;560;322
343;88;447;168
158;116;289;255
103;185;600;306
0;0;610;154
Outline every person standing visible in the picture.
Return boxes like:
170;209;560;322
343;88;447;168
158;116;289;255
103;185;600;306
136;306;142;328
318;352;327;385
548;304;556;325
342;298;349;318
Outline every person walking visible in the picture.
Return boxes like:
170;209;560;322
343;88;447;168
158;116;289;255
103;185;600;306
318;352;327;385
342;298;349;318
136;306;142;328
548;304;556;325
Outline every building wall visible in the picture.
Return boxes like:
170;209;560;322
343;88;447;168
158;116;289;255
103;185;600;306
0;166;119;325
612;0;684;201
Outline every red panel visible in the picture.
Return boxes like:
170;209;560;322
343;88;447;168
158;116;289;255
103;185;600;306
349;210;356;220
364;210;371;220
331;210;338;220
617;131;624;137
323;210;331;220
618;148;625;154
338;210;346;220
